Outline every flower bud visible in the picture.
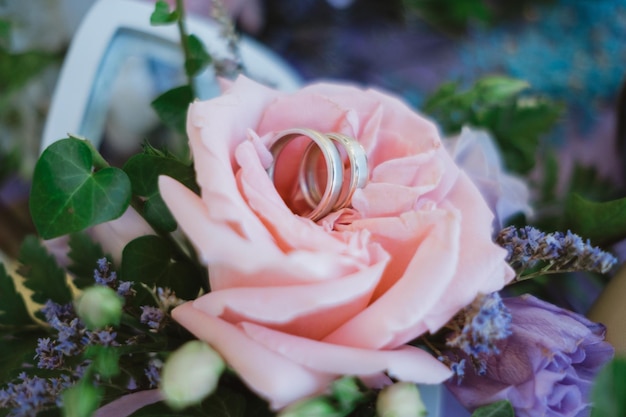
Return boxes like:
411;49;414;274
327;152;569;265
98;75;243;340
160;341;225;410
376;382;426;417
74;286;123;330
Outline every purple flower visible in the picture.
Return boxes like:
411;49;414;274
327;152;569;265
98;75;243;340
445;294;614;417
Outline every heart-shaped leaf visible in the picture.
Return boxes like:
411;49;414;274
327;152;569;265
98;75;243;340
30;138;131;239
122;235;203;304
123;153;198;232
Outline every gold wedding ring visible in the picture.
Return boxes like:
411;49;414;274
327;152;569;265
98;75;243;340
267;128;368;221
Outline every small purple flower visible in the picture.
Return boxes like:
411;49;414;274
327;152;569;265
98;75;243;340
445;294;614;417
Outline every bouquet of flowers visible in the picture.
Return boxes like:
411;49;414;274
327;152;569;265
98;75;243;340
1;1;625;417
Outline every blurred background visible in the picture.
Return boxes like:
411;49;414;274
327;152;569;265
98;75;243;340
1;0;626;310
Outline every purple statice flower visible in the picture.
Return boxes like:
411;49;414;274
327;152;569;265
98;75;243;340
140;306;165;330
496;226;617;277
116;280;134;297
94;257;117;286
445;294;614;417
34;338;63;370
144;359;162;388
447;292;512;357
0;373;73;417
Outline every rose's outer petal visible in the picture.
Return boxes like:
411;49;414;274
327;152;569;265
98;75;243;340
187;76;283;246
241;322;452;383
172;302;334;410
191;245;389;340
324;208;461;349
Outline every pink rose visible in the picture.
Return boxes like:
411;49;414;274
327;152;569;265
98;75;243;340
159;76;514;409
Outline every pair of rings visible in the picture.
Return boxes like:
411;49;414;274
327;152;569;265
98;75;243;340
267;128;368;221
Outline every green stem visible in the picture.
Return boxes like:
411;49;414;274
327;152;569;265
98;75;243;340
175;0;195;96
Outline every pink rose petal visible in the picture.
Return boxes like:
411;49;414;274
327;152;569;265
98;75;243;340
172;302;334;410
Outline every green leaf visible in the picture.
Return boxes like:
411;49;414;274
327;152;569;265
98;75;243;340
0;263;35;326
470;400;514;417
150;0;180;25
331;377;364;411
474;77;529;103
85;345;120;379
30;138;132;239
123;154;199;232
67;232;107;289
151;85;193;135
0;49;57;106
591;357;626;417
185;34;212;78
565;194;626;246
17;235;73;305
423;76;562;174
62;378;103;417
121;236;202;303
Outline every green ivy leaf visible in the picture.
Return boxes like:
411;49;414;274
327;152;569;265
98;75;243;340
470;400;514;417
151;85;193;135
150;0;180;25
123;154;198;232
591;357;626;417
121;236;202;303
30;138;131;239
565;194;626;246
67;232;108;289
17;235;73;305
185;34;212;78
0;263;35;326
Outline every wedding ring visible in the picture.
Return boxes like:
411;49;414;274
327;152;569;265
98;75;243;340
267;128;368;221
268;128;343;221
299;132;368;210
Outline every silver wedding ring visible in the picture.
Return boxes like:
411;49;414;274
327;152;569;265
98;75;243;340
267;128;368;221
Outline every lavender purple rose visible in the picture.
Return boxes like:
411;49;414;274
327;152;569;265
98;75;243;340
446;294;614;417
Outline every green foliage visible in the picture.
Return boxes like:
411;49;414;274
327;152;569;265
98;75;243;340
185;34;212;78
121;235;202;302
30;137;132;239
0;329;46;383
151;85;193;135
591;357;626;417
17;235;73;305
85;345;121;379
470;400;514;417
67;232;107;289
150;0;180;25
279;377;368;417
0;18;9;47
0;146;21;184
123;153;199;232
0;49;57;109
404;0;492;32
0;263;35;326
565;194;626;246
62;379;103;417
423;76;563;174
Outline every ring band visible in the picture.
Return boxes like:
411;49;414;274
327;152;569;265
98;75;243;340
267;128;368;221
268;128;344;221
299;132;368;211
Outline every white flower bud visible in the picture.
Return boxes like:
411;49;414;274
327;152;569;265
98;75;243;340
160;341;225;410
74;286;123;330
376;383;427;417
